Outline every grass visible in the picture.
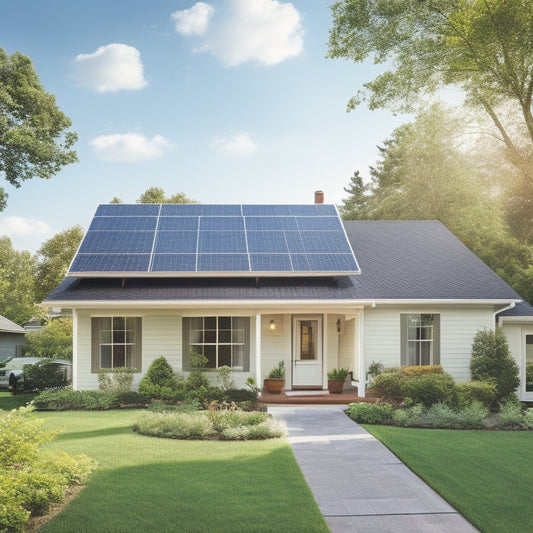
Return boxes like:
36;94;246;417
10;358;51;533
365;424;533;533
0;395;328;533
0;391;36;410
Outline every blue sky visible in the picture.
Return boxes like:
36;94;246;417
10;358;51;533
0;0;406;253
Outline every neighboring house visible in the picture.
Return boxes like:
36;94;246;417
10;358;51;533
43;201;533;401
0;315;26;359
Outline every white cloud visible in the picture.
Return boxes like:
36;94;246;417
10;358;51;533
211;133;258;156
171;2;215;36
176;0;303;66
72;43;147;93
0;216;52;236
90;134;172;161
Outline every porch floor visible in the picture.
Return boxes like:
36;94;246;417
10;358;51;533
259;389;366;405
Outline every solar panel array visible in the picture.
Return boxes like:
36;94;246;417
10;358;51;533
68;204;360;277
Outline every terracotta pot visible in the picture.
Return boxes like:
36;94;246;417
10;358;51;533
328;379;344;394
264;378;285;394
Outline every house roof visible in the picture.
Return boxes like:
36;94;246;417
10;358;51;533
43;220;523;306
0;315;25;334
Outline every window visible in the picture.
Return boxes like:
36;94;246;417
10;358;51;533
400;314;440;366
183;316;250;371
91;317;142;372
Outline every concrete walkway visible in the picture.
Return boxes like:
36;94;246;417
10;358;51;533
269;405;478;533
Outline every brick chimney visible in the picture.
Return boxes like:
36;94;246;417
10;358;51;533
314;190;324;204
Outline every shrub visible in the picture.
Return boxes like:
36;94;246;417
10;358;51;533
216;365;234;390
97;367;134;394
184;370;209;391
33;388;118;410
400;373;455;407
452;380;497;409
400;365;444;376
391;402;487;429
23;359;69;392
225;388;258;403
368;369;404;402
135;411;214;439
138;357;182;400
470;328;519;402
346;402;393;424
494;398;529;429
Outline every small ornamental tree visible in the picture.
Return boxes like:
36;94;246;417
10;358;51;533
470;328;519;402
23;317;73;360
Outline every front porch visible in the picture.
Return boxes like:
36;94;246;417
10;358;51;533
259;389;364;405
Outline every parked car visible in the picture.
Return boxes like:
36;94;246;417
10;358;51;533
0;357;72;391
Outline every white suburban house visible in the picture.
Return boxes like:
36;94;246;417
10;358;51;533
43;199;533;401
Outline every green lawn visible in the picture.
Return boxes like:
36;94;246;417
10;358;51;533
0;391;36;410
0;396;328;533
365;425;533;533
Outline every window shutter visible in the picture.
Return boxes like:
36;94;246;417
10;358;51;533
432;315;440;365
135;317;142;371
400;314;408;366
182;317;191;371
91;318;100;373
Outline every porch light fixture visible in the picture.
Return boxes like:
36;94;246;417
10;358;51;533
336;318;341;332
269;320;276;331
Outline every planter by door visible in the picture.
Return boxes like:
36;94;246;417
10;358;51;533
264;378;285;394
328;380;344;394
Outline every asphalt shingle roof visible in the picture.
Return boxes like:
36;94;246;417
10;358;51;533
0;315;25;333
44;220;522;304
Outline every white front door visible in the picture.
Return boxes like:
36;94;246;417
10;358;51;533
292;315;323;387
523;328;533;401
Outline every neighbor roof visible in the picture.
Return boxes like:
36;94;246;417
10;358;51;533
44;220;522;306
0;315;25;334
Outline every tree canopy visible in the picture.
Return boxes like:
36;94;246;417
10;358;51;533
111;187;197;204
0;49;78;210
328;0;533;177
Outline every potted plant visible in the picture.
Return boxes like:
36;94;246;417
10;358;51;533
264;361;285;394
327;368;349;394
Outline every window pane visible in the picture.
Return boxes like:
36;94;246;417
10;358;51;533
126;330;136;343
420;326;433;340
232;330;244;343
420;342;432;365
219;345;231;367
100;330;111;343
204;345;216;368
113;317;125;330
407;326;417;341
218;330;231;343
126;317;136;330
189;317;203;330
126;345;136;368
219;317;231;329
232;346;244;370
113;330;125;343
205;317;216;329
191;329;203;343
101;345;112;368
204;331;216;343
420;314;434;326
114;345;125;367
407;314;420;327
99;317;111;329
408;342;419;366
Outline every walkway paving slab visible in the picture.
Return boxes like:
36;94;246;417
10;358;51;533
269;405;478;533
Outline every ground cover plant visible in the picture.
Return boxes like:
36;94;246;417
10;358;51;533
0;403;328;533
365;424;533;533
135;409;286;440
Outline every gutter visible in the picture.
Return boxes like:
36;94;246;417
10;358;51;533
495;301;516;327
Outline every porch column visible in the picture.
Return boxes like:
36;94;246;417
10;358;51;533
255;312;261;392
323;313;328;390
357;309;365;397
72;308;78;391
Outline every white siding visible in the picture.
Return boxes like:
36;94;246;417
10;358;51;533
364;306;495;382
325;314;340;374
260;314;291;386
338;317;356;375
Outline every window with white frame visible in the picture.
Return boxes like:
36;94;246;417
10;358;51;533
182;316;250;371
401;314;440;366
91;317;142;372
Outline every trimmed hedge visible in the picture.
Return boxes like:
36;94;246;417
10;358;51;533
452;380;497;409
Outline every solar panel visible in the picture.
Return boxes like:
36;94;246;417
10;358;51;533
68;203;360;277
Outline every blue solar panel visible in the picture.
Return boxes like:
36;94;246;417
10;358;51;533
95;204;159;217
198;231;247;253
89;217;157;231
197;254;249;271
250;254;292;271
71;254;151;272
245;217;298;230
151;254;197;272
247;231;289;253
158;217;199;231
68;203;360;276
154;231;197;253
200;217;245;231
79;231;154;254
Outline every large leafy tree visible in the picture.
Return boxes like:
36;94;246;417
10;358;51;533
0;49;78;210
34;226;84;302
341;103;533;302
0;236;42;324
23;317;73;360
137;187;196;204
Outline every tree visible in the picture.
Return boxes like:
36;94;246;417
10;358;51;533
339;171;368;220
34;226;84;302
470;328;519;401
109;196;122;204
136;187;196;204
0;49;78;210
23;317;73;360
0;236;42;325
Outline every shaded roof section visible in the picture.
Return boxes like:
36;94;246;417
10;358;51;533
45;220;522;304
0;315;25;334
497;300;533;317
